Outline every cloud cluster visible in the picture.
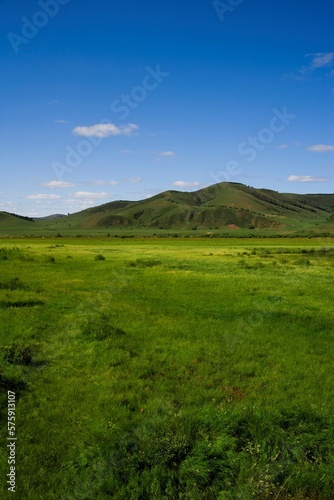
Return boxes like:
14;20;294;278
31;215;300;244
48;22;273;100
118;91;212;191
284;52;334;81
171;181;201;188
123;150;176;158
307;52;334;70
73;123;138;138
26;194;61;199
288;175;328;183
307;144;334;153
123;177;143;183
41;181;76;188
72;191;110;200
91;180;118;186
160;151;176;157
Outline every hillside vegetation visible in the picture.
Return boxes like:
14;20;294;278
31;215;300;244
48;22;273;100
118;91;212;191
1;183;334;236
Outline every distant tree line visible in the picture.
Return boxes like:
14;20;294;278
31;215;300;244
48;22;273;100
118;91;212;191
2;211;35;222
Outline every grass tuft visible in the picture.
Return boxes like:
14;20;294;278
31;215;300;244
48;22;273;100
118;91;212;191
94;254;105;261
2;343;33;365
129;258;162;268
82;312;126;340
0;277;29;290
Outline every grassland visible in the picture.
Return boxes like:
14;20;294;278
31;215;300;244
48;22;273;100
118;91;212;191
0;237;334;499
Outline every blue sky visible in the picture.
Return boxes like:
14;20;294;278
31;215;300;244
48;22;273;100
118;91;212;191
0;0;333;216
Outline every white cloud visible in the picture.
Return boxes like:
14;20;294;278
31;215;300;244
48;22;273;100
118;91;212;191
172;181;201;188
64;200;98;211
121;150;175;158
160;151;176;157
27;210;40;216
284;53;334;81
26;194;61;199
73;123;139;138
149;150;176;158
65;199;93;205
288;175;328;183
307;144;334;153
0;201;15;209
306;52;334;69
124;177;143;183
41;181;76;188
90;180;118;186
121;149;146;155
277;144;288;150
54;119;69;124
73;191;110;199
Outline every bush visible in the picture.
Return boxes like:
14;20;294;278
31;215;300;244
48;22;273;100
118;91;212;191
94;254;105;261
129;258;162;268
3;343;33;365
0;277;28;290
0;371;28;391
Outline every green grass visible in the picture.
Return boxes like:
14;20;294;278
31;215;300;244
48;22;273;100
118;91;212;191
0;237;334;498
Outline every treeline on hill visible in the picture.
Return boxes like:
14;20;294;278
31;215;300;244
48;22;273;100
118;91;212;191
1;211;35;222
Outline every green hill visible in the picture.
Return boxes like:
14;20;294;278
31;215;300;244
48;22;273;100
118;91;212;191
52;183;334;231
0;212;35;234
1;183;334;236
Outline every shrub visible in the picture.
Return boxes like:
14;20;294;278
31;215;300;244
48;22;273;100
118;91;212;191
3;343;33;365
0;371;28;391
94;254;105;261
0;277;28;291
129;258;162;268
0;300;44;308
294;258;311;266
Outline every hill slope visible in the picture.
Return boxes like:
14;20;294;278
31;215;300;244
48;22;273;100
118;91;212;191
1;183;333;235
41;182;334;233
0;212;35;234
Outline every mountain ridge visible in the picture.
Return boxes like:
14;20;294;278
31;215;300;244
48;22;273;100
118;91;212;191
1;182;334;235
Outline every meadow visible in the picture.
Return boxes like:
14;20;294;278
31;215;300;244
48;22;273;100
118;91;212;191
0;237;334;499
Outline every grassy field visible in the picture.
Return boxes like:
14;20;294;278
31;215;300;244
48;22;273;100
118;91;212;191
0;237;334;499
